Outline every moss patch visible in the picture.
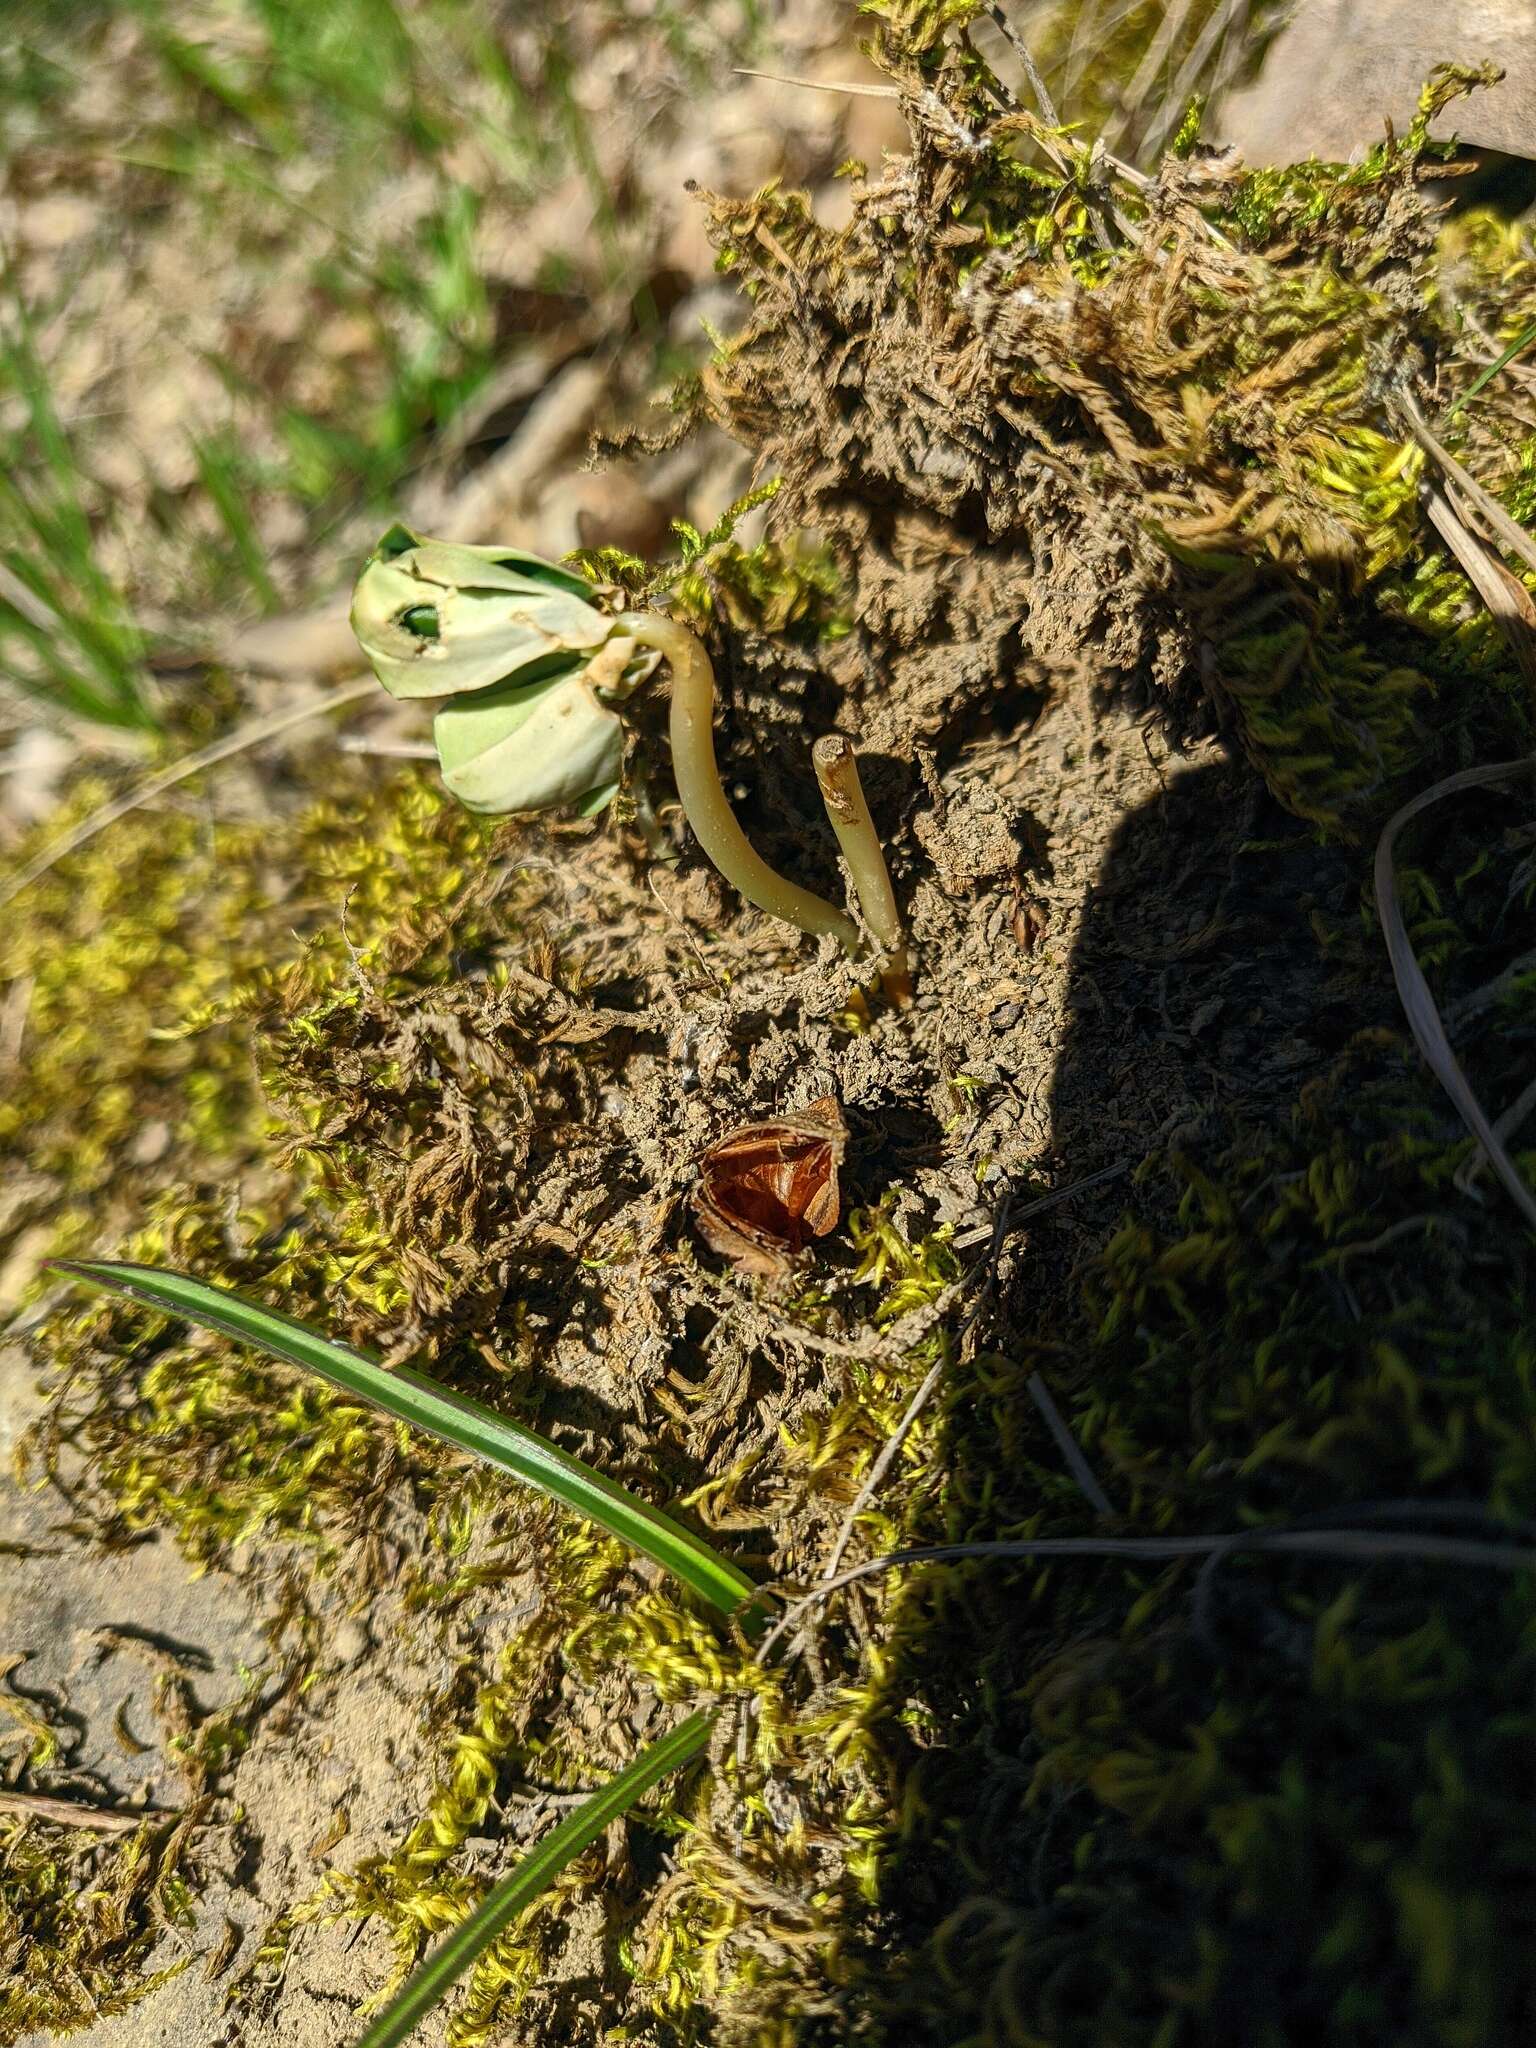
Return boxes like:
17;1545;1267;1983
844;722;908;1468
5;15;1536;2047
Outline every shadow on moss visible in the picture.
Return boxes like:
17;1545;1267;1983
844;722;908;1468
855;757;1536;2048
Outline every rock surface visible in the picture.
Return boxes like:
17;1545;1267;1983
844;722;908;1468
1218;0;1536;163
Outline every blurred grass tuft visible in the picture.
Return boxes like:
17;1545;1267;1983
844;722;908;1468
0;0;757;737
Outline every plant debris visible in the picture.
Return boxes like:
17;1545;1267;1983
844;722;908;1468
3;6;1536;2047
691;1094;850;1276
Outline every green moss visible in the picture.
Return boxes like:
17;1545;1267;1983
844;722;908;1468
596;1215;966;2042
692;58;1533;836
16;767;515;1562
845;805;1536;2047
7;24;1536;2048
248;1534;760;2045
1;797;262;1205
0;1815;196;2041
0;1649;282;2044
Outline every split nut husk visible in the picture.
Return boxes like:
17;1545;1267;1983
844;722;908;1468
691;1096;848;1278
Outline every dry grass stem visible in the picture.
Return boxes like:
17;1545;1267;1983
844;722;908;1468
1423;485;1536;703
1026;1372;1116;1517
1401;390;1536;581
1;677;376;914
1374;758;1536;1233
0;1788;172;1834
817;1348;950;1590
756;1519;1536;1664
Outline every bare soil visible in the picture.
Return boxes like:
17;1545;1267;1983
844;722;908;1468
5;11;1534;2048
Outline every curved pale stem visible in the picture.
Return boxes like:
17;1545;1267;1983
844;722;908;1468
813;734;912;1005
615;610;859;950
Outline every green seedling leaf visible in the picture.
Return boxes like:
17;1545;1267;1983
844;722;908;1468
352;1708;714;2048
430;659;626;815
47;1261;757;1616
350;529;608;700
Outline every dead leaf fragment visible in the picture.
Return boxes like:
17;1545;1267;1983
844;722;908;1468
307;1805;351;1861
692;1096;848;1277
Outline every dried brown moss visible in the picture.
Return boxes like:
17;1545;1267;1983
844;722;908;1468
6;19;1536;2048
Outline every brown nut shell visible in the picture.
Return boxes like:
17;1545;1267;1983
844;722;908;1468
691;1095;848;1277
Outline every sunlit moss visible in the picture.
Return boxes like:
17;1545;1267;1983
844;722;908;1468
693;55;1533;836
0;1816;195;2039
6;26;1536;2048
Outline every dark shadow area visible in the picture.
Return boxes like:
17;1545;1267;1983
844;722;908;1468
846;756;1536;2046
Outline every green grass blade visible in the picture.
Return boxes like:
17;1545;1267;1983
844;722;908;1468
0;298;158;731
1447;317;1536;420
352;1708;713;2048
191;429;282;607
47;1260;756;1615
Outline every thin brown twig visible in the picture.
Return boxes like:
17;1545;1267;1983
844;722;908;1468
762;1283;965;1365
818;1344;951;1587
952;1159;1129;1250
794;1171;1130;1597
1026;1372;1116;1516
985;8;1133;253
0;1787;173;1834
987;4;1062;130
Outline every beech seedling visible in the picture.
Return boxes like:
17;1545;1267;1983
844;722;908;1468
350;528;907;983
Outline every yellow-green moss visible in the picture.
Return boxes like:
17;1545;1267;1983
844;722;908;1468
0;1814;196;2039
7;29;1536;2048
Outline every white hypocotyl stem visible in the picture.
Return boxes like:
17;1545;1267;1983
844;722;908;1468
813;733;912;1004
614;609;860;950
